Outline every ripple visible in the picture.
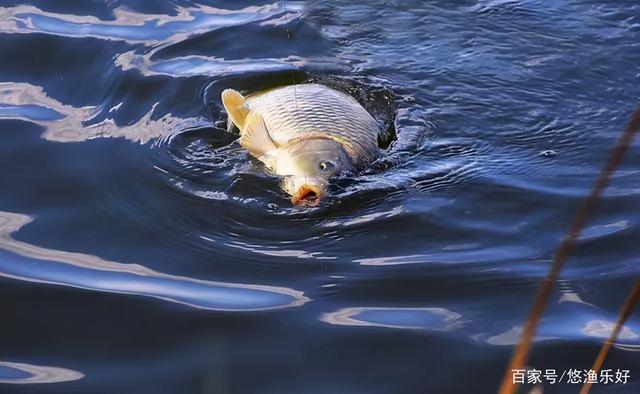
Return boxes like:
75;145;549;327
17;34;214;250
321;307;464;331
579;219;633;241
354;245;537;266
0;82;200;143
0;211;308;311
0;3;295;45
485;326;556;346
0;361;83;384
322;205;405;228
582;320;639;340
0;0;639;391
0;104;63;121
116;51;301;78
482;309;640;346
221;238;337;261
149;76;405;216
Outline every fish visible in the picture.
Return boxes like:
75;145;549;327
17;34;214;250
221;83;386;205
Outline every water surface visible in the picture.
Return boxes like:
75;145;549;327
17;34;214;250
0;1;639;393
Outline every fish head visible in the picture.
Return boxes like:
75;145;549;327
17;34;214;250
275;138;353;206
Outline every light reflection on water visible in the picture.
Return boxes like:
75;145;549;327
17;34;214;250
321;307;464;331
0;82;202;143
0;3;295;44
321;304;640;350
117;52;299;78
0;211;308;311
0;361;83;384
0;0;639;392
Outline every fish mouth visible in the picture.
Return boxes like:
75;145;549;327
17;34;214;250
291;184;323;206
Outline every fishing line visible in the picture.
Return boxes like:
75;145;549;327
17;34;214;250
498;106;640;394
282;0;317;215
283;0;314;263
282;0;308;204
281;1;302;142
282;0;301;128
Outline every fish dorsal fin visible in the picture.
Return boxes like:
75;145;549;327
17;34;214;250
239;111;278;159
221;89;250;130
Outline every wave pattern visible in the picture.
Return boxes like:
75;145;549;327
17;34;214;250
0;0;639;392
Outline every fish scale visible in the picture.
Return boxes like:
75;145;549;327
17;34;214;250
245;84;382;166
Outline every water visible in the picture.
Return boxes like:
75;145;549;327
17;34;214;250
0;1;639;393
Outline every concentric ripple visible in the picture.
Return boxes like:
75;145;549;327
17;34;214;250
1;0;639;392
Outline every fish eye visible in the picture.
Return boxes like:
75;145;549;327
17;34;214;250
319;161;335;171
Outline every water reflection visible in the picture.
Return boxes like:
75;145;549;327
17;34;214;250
354;245;536;266
582;320;639;340
485;326;556;346
0;82;196;143
321;307;463;331
220;238;337;260
116;50;300;78
0;211;308;311
0;3;299;45
0;361;83;384
578;219;633;241
322;205;405;228
484;318;640;346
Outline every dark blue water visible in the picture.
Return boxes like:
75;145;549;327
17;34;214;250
0;1;639;393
